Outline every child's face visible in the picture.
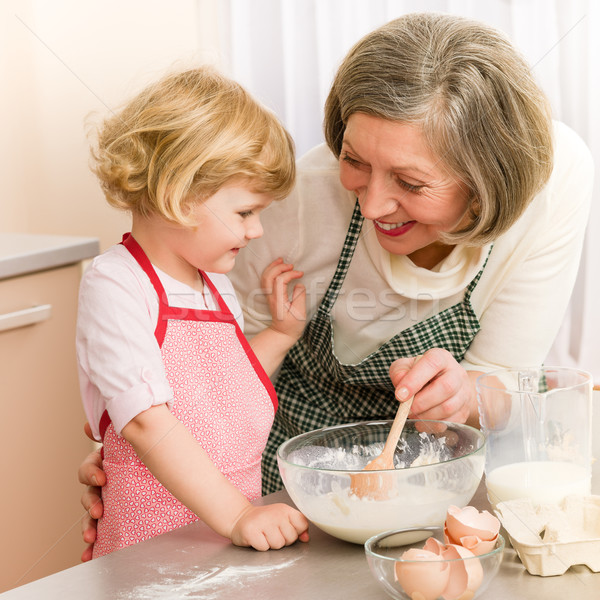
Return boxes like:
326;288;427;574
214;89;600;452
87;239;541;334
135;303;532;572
178;183;273;274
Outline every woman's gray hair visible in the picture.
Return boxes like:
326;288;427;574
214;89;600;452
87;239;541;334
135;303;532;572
324;12;553;245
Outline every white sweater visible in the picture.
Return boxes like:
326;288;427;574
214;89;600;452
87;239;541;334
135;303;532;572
230;121;593;372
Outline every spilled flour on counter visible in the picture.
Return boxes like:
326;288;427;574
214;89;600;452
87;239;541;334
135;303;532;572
116;556;300;599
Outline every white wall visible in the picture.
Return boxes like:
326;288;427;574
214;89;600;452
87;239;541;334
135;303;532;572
1;0;224;250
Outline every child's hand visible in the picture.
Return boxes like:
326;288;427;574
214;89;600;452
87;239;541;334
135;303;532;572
249;259;306;375
230;503;310;551
261;258;306;342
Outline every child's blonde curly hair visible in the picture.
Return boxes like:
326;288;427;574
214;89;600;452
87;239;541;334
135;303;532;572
89;66;295;225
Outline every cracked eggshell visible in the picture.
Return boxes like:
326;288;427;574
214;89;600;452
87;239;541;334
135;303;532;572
443;526;498;556
445;505;500;555
424;536;447;554
395;548;450;600
441;544;483;600
401;535;483;600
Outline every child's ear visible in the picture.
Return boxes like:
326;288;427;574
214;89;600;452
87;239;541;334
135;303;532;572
176;194;204;226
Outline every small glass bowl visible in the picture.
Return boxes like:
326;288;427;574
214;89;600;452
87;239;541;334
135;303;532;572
364;526;505;600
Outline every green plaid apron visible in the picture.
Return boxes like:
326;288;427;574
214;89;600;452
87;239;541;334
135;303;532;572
262;200;490;494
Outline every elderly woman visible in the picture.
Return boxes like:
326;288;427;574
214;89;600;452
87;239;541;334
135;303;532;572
79;13;592;553
230;12;593;494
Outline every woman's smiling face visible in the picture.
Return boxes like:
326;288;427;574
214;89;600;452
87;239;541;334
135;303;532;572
338;113;472;269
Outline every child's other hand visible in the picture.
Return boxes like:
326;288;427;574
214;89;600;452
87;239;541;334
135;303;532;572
230;503;310;551
261;258;306;341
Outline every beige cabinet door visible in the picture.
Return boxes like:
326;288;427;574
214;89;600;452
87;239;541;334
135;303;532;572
0;264;94;592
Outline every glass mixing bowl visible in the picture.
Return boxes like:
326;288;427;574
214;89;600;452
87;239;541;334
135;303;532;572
277;420;486;544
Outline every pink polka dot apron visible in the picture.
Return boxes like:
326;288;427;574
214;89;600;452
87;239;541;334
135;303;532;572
92;233;277;558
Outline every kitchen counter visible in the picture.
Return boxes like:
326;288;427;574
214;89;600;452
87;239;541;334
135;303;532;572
0;232;100;279
2;471;598;598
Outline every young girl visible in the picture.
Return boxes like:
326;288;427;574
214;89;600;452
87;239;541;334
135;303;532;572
77;66;309;557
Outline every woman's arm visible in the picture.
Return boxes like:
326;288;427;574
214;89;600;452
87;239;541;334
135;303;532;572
121;404;309;550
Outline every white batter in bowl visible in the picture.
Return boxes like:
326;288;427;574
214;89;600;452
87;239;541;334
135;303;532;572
277;420;486;544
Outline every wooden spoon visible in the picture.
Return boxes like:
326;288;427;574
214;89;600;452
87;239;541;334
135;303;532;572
349;395;414;500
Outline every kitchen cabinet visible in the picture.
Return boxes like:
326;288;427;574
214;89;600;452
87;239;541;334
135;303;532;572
0;234;99;593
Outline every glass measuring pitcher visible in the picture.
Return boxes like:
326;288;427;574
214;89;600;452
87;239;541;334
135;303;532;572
476;367;593;508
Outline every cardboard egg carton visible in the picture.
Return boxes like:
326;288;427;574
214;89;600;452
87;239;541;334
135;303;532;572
495;495;600;576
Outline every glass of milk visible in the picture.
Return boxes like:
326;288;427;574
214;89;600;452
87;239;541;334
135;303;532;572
476;367;593;508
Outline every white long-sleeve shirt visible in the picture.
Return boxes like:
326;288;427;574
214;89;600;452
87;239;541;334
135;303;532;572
230;121;593;372
76;243;243;440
